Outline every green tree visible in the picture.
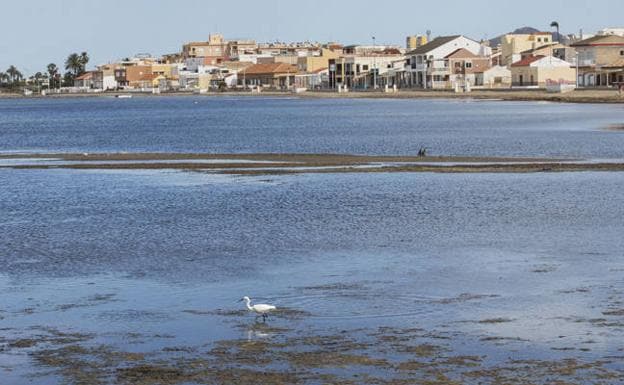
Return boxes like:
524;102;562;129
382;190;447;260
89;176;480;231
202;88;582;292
65;53;82;76
62;72;74;87
33;72;44;86
79;51;89;73
47;63;59;88
551;21;560;42
0;71;8;85
6;65;22;83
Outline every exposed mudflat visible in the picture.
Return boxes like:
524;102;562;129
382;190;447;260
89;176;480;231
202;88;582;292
4;152;624;174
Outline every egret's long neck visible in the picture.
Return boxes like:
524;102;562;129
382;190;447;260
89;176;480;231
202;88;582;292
244;298;253;311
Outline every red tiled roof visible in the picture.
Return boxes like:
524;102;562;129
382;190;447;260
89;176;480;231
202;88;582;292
511;55;545;67
75;72;94;80
241;63;299;75
445;48;480;59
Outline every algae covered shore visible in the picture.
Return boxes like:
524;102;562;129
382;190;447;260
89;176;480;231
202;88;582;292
3;276;624;385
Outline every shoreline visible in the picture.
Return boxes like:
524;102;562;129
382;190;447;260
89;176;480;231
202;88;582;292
2;88;624;104
2;152;624;174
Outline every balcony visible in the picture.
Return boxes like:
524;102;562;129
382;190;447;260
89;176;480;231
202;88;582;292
409;63;427;72
578;59;596;67
429;66;449;75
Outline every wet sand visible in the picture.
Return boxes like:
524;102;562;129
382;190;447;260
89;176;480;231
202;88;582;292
3;152;624;174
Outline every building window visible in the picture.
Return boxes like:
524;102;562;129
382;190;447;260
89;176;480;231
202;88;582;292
620;50;624;56
363;65;369;71
537;38;542;42
465;62;472;68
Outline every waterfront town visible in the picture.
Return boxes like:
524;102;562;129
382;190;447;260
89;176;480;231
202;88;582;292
2;25;624;95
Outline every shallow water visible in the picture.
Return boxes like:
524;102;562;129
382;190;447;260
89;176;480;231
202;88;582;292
1;169;624;382
1;98;624;383
1;96;624;158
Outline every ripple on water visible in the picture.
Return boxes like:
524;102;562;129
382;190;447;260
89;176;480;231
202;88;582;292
274;293;444;320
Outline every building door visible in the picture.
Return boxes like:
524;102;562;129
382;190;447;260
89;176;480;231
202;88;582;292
519;75;524;86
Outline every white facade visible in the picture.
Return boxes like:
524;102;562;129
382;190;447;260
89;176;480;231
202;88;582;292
482;66;512;88
184;58;205;72
179;72;199;89
527;56;573;68
102;75;117;90
597;28;624;37
237;54;274;64
330;55;405;89
406;36;492;88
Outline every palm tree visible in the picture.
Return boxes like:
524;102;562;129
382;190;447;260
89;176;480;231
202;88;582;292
79;51;89;74
551;21;560;42
65;53;82;76
6;65;19;83
34;72;44;84
0;71;8;85
47;63;58;88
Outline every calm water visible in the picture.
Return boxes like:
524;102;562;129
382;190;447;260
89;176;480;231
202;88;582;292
1;96;624;158
1;97;624;383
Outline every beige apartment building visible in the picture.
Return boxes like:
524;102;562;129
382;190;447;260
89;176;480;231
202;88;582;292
571;35;624;87
501;32;553;65
182;34;257;60
510;55;575;87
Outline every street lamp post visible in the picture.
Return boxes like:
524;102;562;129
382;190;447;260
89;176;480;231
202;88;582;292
372;36;377;90
576;52;580;88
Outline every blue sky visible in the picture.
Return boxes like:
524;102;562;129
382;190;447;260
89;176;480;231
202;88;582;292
1;0;622;74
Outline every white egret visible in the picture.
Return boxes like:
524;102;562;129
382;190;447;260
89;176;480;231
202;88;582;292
240;296;276;321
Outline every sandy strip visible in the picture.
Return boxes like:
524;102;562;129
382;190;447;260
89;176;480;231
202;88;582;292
2;152;623;174
3;89;624;104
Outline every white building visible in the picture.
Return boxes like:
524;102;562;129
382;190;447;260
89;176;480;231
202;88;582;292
405;35;492;88
597;28;624;37
328;53;406;89
482;66;512;88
